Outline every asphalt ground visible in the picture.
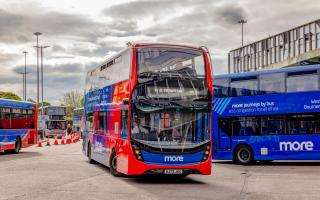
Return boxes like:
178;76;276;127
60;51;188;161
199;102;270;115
1;140;320;200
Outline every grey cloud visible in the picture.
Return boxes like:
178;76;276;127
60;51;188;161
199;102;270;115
14;63;85;76
215;4;247;26
0;52;18;64
110;20;138;32
102;0;215;21
0;8;106;44
70;41;123;57
85;61;100;71
52;44;66;53
102;0;177;20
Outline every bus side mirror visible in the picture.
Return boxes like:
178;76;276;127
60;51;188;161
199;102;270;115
122;98;129;105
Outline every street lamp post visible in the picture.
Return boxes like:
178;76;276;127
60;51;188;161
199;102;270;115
39;45;50;117
33;32;42;105
17;72;28;99
238;19;247;47
22;51;28;101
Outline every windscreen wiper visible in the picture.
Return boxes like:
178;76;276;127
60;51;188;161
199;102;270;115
192;97;211;102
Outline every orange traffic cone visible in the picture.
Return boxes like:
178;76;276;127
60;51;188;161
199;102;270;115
54;139;59;145
46;138;51;146
66;135;71;144
61;138;65;145
37;140;43;147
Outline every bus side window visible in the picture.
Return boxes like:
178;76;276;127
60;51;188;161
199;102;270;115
218;119;231;136
120;109;128;139
98;112;107;133
86;113;93;132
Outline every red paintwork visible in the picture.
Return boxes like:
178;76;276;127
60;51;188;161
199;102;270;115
132;43;202;50
0;103;37;151
202;48;213;97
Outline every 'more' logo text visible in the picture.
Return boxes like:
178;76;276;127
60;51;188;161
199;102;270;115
164;156;184;162
279;141;314;151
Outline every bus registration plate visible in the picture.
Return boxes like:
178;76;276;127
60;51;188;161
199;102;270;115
164;169;183;174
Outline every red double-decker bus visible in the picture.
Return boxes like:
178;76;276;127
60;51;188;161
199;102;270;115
0;98;37;154
83;43;213;176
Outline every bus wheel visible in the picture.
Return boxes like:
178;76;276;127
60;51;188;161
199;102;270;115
110;150;123;177
88;142;96;164
5;137;21;154
234;145;254;165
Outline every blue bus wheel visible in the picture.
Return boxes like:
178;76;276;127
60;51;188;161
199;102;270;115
234;145;254;165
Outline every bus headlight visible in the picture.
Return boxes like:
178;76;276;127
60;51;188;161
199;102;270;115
132;145;144;161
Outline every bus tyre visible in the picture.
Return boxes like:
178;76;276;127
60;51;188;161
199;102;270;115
234;145;254;165
88;142;96;164
5;137;21;154
110;150;123;177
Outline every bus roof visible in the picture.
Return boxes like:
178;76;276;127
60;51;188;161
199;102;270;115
214;64;320;79
0;98;34;109
131;42;203;50
87;43;205;75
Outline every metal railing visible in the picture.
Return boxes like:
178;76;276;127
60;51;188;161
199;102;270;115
228;19;320;73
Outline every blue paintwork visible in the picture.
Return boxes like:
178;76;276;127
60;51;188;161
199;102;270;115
212;91;320;161
85;85;115;112
91;134;108;166
0;98;34;109
142;150;204;166
214;91;320;116
0;130;28;147
215;64;320;79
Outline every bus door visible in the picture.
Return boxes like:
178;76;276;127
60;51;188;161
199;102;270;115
117;107;129;174
218;118;232;149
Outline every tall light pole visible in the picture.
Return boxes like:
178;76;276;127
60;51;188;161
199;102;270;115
17;72;25;99
39;45;50;117
238;19;247;47
33;32;42;105
22;51;28;101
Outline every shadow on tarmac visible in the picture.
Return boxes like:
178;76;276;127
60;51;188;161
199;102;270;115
124;175;206;185
213;160;320;166
91;161;207;185
0;151;42;161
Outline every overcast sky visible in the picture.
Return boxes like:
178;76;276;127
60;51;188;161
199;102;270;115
0;0;319;105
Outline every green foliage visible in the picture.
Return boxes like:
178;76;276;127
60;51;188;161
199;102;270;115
80;97;84;107
61;90;83;108
38;101;51;107
27;98;36;103
0;91;22;101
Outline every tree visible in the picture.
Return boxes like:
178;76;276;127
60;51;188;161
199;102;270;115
0;91;21;100
38;101;51;107
80;97;84;107
61;90;83;108
27;98;36;103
